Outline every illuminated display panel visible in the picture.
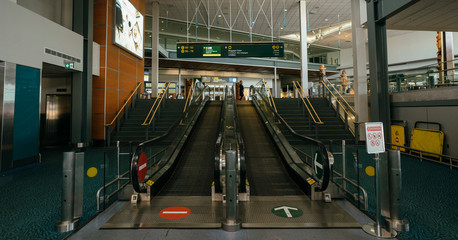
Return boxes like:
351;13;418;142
177;43;284;58
114;0;144;59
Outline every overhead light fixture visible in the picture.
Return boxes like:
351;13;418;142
284;9;287;12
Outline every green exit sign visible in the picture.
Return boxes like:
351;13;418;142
177;42;284;58
65;62;75;69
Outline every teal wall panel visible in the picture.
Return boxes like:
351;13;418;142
13;65;40;161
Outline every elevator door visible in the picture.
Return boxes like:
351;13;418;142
44;94;71;146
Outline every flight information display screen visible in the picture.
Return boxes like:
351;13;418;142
177;43;284;58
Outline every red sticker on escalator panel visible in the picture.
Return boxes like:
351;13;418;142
159;207;191;219
138;152;147;182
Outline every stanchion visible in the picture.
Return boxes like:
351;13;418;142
362;152;396;238
55;151;84;232
222;150;240;232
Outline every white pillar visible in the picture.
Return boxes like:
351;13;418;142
151;1;159;97
351;0;369;123
299;0;308;96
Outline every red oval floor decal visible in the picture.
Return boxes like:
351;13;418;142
159;206;191;219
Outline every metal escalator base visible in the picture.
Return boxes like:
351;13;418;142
101;196;223;229
101;196;360;229
240;196;360;228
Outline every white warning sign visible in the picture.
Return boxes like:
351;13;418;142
365;122;385;154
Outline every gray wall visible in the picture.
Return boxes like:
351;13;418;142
391;87;458;157
391;105;458;157
0;1;83;71
17;0;62;25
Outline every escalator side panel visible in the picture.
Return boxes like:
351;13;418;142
158;101;222;196
237;101;302;196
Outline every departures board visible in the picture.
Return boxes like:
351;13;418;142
177;42;284;58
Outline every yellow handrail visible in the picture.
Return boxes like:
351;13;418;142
183;81;195;112
105;82;143;126
142;82;170;126
293;81;323;124
263;79;278;113
321;80;354;118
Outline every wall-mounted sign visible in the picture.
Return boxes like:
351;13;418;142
114;0;144;59
177;42;284;58
64;62;74;69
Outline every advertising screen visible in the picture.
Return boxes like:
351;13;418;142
114;0;144;58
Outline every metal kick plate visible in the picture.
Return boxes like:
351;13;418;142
102;196;223;229
102;195;360;229
240;196;361;228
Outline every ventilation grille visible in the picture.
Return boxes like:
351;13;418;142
44;48;81;63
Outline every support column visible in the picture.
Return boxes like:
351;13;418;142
366;0;390;140
178;68;182;97
299;0;308;96
151;1;160;97
442;32;455;83
0;62;15;171
274;65;278;97
72;0;93;145
61;0;73;30
351;0;369;128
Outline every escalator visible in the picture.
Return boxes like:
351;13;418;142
159;101;221;196
237;101;302;196
102;85;360;229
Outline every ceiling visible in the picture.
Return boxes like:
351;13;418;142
146;0;352;48
387;0;458;32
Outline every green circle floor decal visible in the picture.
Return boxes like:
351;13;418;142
272;205;303;218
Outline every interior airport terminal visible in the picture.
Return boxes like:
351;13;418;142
1;0;458;239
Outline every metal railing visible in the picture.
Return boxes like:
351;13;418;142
252;83;331;192
96;141;132;211
105;82;143;146
183;81;195;112
321;78;358;136
293;81;323;124
130;85;208;193
261;79;278;113
142;82;170;140
388;143;457;169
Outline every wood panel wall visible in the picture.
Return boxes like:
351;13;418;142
93;0;145;140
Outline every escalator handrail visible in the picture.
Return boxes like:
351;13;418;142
130;86;208;193
251;85;330;191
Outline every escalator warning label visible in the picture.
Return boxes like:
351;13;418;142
307;178;316;185
146;180;154;186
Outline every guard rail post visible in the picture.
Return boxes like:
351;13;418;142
125;99;129;120
55;151;84;232
386;149;409;232
222;150;240;231
106;125;111;147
